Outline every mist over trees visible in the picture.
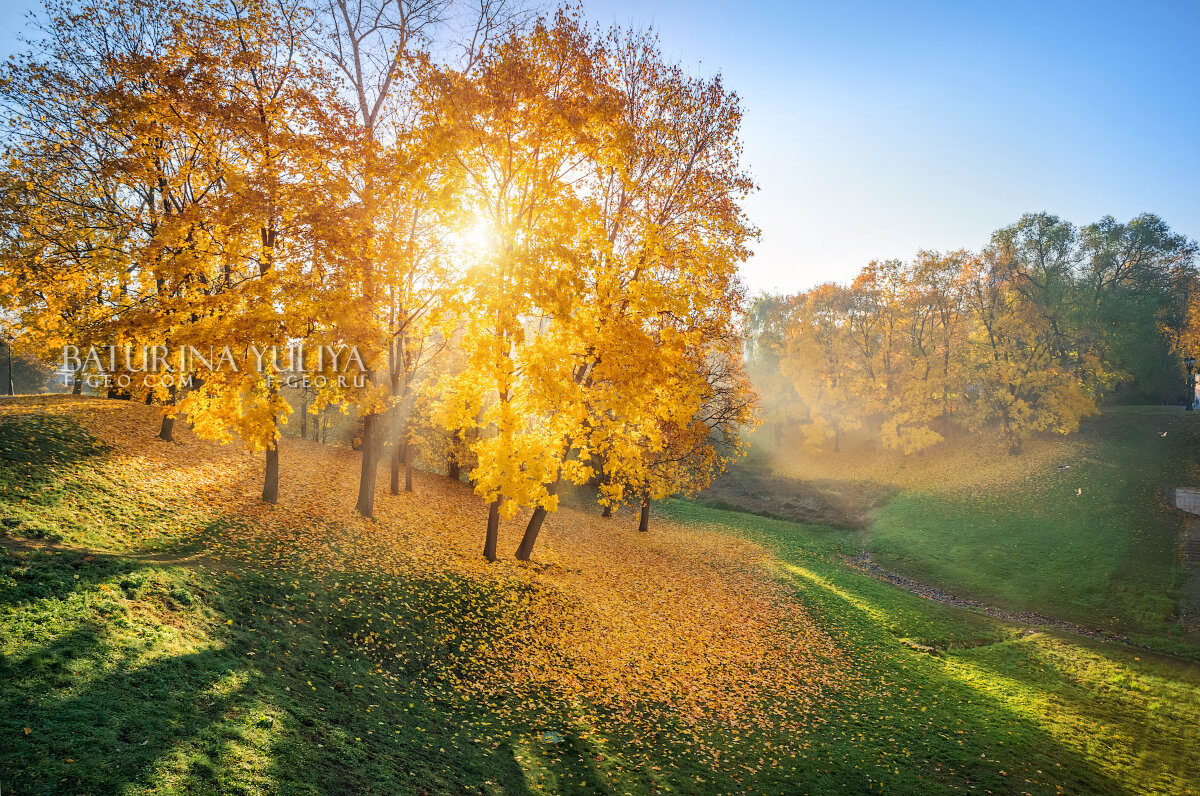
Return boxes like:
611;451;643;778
748;212;1198;455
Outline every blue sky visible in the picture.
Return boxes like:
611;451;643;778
3;1;1197;293
588;0;1200;293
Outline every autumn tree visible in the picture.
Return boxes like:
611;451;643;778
779;284;864;452
955;246;1095;453
428;22;757;559
558;28;756;544
0;0;367;504
429;10;617;561
605;326;757;533
906;249;969;438
309;0;528;518
746;294;804;448
167;0;357;503
0;0;222;425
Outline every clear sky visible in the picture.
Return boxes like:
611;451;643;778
584;0;1200;294
3;1;1197;294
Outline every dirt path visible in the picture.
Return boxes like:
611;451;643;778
845;551;1132;645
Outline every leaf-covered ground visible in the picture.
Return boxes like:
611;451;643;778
2;396;1199;794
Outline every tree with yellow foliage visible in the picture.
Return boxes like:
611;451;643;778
959;247;1096;454
429;19;758;559
553;28;756;541
428;10;616;560
0;0;231;425
174;0;359;503
780;283;864;453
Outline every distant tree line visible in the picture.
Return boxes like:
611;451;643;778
748;212;1197;455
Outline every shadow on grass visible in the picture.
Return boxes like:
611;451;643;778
1;631;260;794
774;557;1138;795
0;551;543;794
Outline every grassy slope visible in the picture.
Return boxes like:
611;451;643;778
663;501;1200;796
2;397;1199;794
863;407;1197;638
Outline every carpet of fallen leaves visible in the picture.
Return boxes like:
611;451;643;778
5;396;849;766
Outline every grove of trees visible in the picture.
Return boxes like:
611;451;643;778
0;0;758;559
749;212;1198;455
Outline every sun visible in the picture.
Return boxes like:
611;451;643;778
452;217;497;256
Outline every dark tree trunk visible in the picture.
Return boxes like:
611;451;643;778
484;499;500;562
300;394;308;440
71;374;83;395
158;414;175;442
262;437;279;504
638;494;651;532
157;386;177;442
355;413;379;517
448;454;460;482
515;480;558;561
601;503;612;518
390;439;402;495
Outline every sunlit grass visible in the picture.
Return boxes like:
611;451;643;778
666;500;1200;795
860;407;1196;638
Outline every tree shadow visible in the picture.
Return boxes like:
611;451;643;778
776;561;1137;795
1;626;263;794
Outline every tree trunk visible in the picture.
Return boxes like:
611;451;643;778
300;393;308;440
448;454;460;482
390;438;402;495
404;443;413;492
597;465;612;517
262;436;279;504
638;494;651;533
515;479;558;561
157;386;178;442
833;425;841;453
484;499;500;562
355;413;379;517
71;374;83;395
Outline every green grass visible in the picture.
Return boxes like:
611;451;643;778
865;407;1197;639
3;407;1200;794
663;501;1200;795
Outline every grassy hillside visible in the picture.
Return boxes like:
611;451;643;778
2;396;1199;794
771;407;1199;641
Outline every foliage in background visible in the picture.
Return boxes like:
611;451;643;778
750;211;1197;454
